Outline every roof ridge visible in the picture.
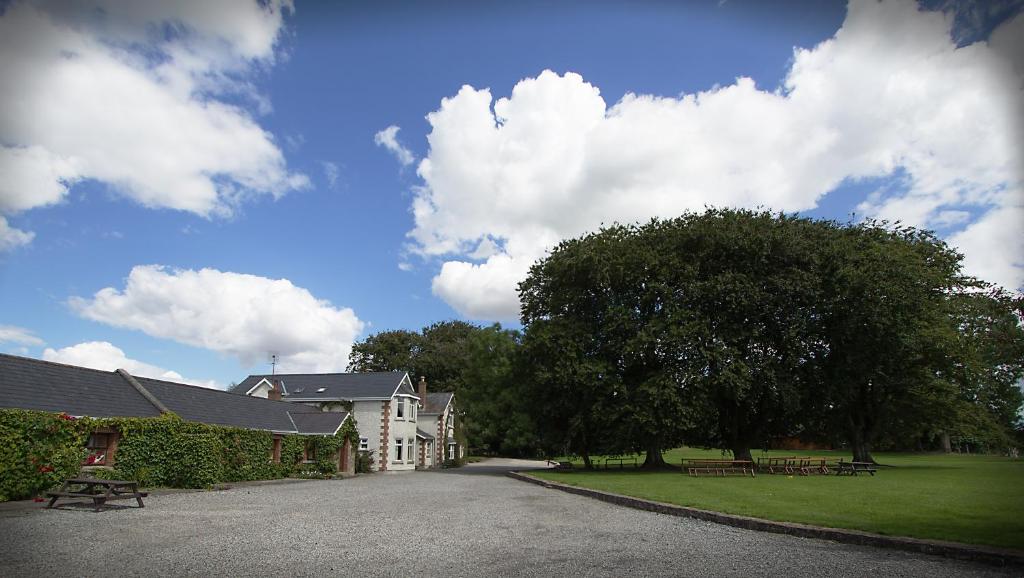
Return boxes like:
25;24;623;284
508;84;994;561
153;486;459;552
135;375;301;408
244;370;406;378
0;352;129;377
116;369;171;414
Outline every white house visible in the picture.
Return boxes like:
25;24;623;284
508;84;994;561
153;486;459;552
232;371;453;472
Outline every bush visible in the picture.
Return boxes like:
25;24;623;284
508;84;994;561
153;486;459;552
0;409;363;500
0;409;88;501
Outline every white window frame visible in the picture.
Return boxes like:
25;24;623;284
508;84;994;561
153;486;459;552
359;437;368;452
395;398;405;420
394;438;403;462
448;443;456;460
406;438;414;464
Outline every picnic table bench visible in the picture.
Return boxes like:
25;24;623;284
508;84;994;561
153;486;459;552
757;456;833;475
681;459;756;477
603;456;638;469
46;478;147;512
834;461;877;476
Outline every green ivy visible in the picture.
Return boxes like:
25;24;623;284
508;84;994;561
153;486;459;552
0;409;363;501
0;409;88;501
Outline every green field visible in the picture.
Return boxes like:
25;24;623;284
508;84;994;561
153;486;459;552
532;448;1024;550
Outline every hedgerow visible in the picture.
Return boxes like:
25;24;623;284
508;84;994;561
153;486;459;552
0;408;361;501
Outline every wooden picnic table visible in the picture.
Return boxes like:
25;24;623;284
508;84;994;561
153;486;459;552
681;459;756;477
603;456;638;469
46;477;147;512
834;461;877;476
757;456;833;475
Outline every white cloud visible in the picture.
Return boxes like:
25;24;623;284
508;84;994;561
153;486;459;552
322;161;340;188
374;125;415;167
69;265;366;373
0;324;45;346
42;341;219;389
0;0;307;250
409;0;1024;319
0;217;35;251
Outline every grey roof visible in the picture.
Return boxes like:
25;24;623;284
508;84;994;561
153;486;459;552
288;411;349;435
421;392;454;415
0;354;346;435
233;371;415;401
135;376;308;433
416;428;434;440
0;354;162;418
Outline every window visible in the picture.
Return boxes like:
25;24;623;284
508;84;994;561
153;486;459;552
304;440;317;463
84;432;109;465
395;398;405;419
359;438;368;451
406;438;414;463
316;387;326;393
394;438;403;462
410;401;416;421
448;443;456;460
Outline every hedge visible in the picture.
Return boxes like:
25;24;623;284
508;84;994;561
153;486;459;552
0;409;360;502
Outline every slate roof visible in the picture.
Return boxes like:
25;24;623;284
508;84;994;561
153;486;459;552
0;354;162;418
233;371;415;401
0;354;347;435
288;411;349;435
421;392;454;415
416;428;434;440
136;376;310;433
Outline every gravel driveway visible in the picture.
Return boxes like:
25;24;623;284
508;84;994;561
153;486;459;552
0;458;1013;577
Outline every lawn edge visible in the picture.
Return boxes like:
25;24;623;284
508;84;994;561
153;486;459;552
508;470;1024;568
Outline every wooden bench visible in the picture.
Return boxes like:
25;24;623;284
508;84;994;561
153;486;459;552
46;478;148;512
681;459;756;477
603;456;638;469
757;456;797;474
834;461;877;476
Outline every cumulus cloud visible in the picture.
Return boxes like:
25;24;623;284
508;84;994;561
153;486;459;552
409;0;1024;319
0;324;44;346
374;125;415;167
322;161;340;189
69;265;365;373
42;341;219;389
0;0;307;250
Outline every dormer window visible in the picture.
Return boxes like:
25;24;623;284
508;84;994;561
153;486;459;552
293;388;305;394
316;387;326;393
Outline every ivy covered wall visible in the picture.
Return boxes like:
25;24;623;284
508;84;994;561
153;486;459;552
0;408;360;502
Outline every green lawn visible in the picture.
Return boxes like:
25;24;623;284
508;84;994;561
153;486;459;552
532;448;1024;550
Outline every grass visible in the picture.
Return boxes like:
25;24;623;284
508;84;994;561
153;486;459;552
531;447;1024;550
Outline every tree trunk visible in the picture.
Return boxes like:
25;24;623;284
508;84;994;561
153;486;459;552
940;432;952;454
642;441;667;469
732;446;753;462
581;449;593;470
851;432;875;464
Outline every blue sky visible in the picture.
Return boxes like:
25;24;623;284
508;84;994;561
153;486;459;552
0;0;1021;388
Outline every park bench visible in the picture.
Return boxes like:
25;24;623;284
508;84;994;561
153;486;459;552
834;461;877;476
757;456;797;474
46;477;147;512
681;459;756;477
603;456;638;469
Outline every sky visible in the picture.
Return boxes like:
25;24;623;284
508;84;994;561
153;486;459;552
0;0;1021;389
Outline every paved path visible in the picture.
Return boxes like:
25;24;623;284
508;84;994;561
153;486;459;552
0;459;1013;577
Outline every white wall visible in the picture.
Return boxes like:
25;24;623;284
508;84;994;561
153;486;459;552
351;400;383;471
388;395;420;471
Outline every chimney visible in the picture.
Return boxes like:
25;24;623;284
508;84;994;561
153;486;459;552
418;376;427;407
268;379;282;401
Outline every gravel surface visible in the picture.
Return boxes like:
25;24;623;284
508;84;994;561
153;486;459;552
0;458;1014;577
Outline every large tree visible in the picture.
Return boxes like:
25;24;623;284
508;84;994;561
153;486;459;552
813;223;967;463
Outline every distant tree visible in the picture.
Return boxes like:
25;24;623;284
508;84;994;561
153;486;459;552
458;325;538;457
347;321;480;393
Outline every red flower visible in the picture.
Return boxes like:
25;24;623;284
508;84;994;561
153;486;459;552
57;413;75;421
33;497;45;503
38;465;53;473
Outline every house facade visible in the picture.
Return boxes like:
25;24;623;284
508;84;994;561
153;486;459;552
235;371;426;472
233;372;461;471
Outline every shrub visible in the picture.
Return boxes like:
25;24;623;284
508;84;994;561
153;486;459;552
0;409;88;501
